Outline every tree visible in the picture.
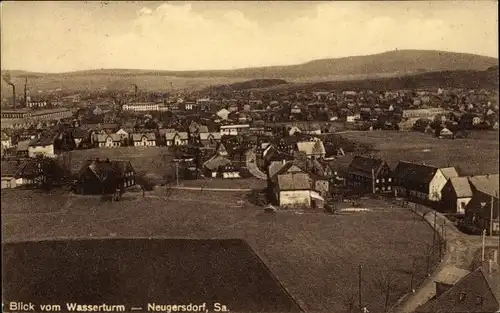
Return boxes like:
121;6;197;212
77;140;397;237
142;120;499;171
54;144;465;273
412;118;431;132
374;270;398;312
343;294;357;313
136;173;156;197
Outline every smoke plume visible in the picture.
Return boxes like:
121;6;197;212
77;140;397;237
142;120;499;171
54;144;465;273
3;72;15;86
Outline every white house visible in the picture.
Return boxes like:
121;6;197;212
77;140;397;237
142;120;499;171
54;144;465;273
1;132;12;149
441;176;473;214
28;136;57;158
220;124;250;136
165;132;188;146
216;108;230;121
346;115;356;123
131;133;156;147
296;139;326;160
122;103;160;112
95;134;122;148
393;162;459;202
116;128;129;141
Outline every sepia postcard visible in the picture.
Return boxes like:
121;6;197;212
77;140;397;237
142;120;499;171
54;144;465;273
1;1;499;313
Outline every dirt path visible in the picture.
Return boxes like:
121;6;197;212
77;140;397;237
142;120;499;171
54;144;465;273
245;149;267;180
390;204;499;313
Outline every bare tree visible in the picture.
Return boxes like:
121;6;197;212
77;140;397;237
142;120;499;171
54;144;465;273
343;294;357;313
374;270;399;312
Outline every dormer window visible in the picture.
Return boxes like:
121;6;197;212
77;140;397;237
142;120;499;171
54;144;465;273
459;293;466;301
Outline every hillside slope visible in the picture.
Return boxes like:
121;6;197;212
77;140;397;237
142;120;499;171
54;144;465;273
1;50;497;93
4;50;498;78
247;68;499;93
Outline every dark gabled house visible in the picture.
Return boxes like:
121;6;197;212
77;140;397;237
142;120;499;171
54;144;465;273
262;144;295;168
415;265;500;313
440;176;473;215
346;155;392;194
202;154;240;179
266;162;315;207
71;127;87;149
464;174;500;235
75;159;136;195
1;159;43;189
392;161;458;203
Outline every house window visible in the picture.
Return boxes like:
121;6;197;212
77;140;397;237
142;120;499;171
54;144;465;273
376;179;379;183
387;186;391;191
382;178;385;183
459;293;466;301
388;178;392;182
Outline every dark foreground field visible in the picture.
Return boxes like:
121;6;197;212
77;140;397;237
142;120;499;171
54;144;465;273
2;189;440;313
3;238;301;313
341;130;499;175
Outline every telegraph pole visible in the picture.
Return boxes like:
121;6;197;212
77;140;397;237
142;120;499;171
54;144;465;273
426;244;431;276
432;210;437;254
482;229;486;262
490;194;495;237
440;220;445;261
358;264;362;310
174;160;179;186
371;168;376;194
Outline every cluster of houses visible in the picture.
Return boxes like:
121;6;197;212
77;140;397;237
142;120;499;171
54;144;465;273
3;116;498;236
254;146;499;235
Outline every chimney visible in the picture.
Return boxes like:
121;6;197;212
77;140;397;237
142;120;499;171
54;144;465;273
24;77;28;108
11;84;16;108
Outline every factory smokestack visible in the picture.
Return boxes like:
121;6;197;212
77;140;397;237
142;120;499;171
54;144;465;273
24;76;28;108
12;84;16;108
2;73;16;108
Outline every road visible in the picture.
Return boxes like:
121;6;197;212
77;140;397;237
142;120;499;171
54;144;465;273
390;204;499;313
245;149;267;180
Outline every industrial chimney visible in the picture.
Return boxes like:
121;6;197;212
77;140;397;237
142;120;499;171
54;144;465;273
11;84;16;109
2;73;16;108
24;77;28;108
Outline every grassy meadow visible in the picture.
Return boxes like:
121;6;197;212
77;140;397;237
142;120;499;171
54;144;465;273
340;130;499;176
2;188;441;313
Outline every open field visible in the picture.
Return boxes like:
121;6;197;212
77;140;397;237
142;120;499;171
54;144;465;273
2;188;441;313
3;238;302;313
62;147;175;177
178;178;267;190
341;131;499;175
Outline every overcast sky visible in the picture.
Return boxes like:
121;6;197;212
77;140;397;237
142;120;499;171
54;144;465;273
1;1;498;73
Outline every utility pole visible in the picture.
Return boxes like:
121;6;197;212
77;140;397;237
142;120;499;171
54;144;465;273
358;264;362;310
426;244;431;276
482;229;486;262
371;168;376;194
490;194;495;237
410;258;416;293
432;210;437;254
175;161;179;186
440;220;445;262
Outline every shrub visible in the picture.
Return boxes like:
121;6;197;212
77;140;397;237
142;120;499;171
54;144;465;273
456;221;483;235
